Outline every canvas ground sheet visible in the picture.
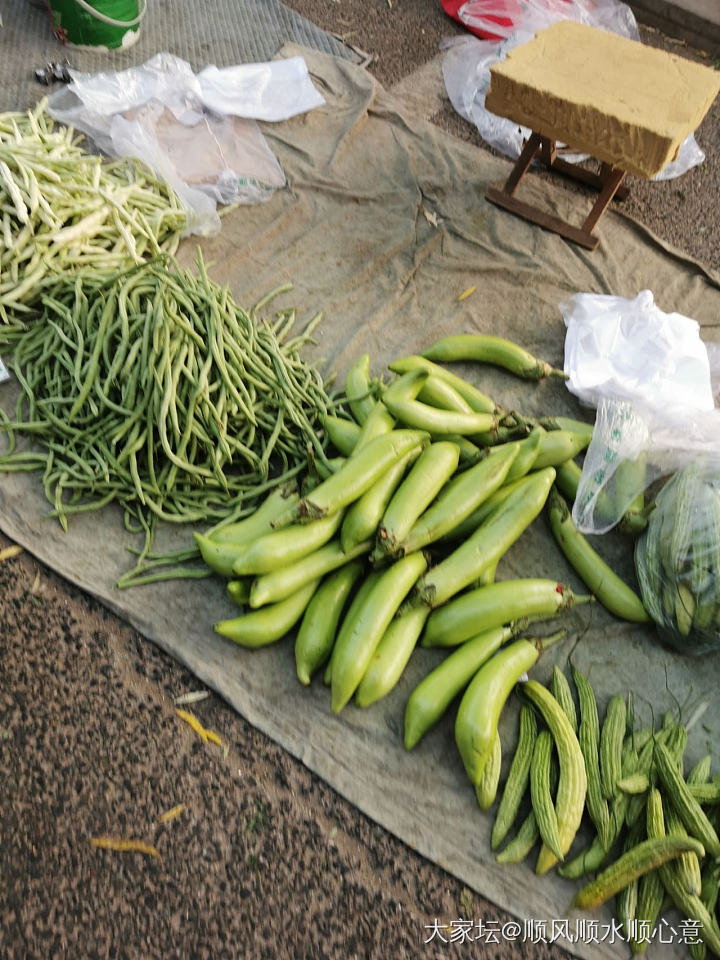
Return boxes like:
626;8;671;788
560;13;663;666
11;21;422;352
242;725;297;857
1;42;720;960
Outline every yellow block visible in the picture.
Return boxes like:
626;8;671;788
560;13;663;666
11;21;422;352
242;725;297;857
486;20;720;179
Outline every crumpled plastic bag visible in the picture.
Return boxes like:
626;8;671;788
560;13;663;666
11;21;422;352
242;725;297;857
48;52;326;236
456;0;638;40
564;290;714;412
560;290;720;534
441;0;705;180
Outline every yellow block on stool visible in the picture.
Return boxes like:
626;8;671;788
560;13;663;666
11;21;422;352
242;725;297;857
485;21;720;179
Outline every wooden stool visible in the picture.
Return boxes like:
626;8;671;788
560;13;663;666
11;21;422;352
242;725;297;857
486;132;628;250
484;21;720;251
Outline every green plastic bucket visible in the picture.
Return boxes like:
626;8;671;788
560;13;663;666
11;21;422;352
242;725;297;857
49;0;146;50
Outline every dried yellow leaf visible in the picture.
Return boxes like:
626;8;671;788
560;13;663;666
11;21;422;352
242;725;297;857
91;836;161;859
176;708;221;747
457;285;477;302
176;708;209;742
159;804;185;824
0;545;23;562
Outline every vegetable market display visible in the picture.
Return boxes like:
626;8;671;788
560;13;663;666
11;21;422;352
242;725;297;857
0;100;717;958
195;336;720;958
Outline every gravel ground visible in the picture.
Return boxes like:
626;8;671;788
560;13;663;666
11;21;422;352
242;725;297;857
0;534;573;960
1;3;718;959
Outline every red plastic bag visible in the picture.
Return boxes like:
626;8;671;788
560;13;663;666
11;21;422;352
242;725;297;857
440;0;513;40
441;0;589;41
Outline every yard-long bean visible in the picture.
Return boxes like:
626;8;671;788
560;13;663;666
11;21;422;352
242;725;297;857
0;100;186;328
0;254;335;584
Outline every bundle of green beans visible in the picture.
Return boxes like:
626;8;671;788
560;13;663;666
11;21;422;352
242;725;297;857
0;99;185;327
0;254;335;584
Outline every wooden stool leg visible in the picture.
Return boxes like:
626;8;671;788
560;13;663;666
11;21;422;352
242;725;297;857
501;132;543;196
599;162;629;200
486;131;628;251
539;136;557;167
581;167;626;234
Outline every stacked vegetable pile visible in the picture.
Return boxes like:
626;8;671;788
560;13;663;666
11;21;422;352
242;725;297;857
196;336;720;956
492;673;720;957
0;254;335;585
0;100;185;328
197;335;648;701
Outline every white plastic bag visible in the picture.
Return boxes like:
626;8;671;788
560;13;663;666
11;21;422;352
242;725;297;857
563;290;714;413
48;52;325;236
561;291;720;534
442;0;705;180
196;59;325;121
442;33;551;162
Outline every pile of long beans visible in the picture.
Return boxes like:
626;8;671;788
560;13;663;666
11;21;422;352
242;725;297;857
0;254;335;584
0;99;186;327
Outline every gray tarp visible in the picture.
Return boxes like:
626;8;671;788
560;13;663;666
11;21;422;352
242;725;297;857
2;43;720;960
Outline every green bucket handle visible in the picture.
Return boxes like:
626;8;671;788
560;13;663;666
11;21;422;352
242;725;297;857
70;0;147;29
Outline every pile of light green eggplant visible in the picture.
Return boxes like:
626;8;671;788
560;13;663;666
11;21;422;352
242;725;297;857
196;334;720;956
196;334;649;703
